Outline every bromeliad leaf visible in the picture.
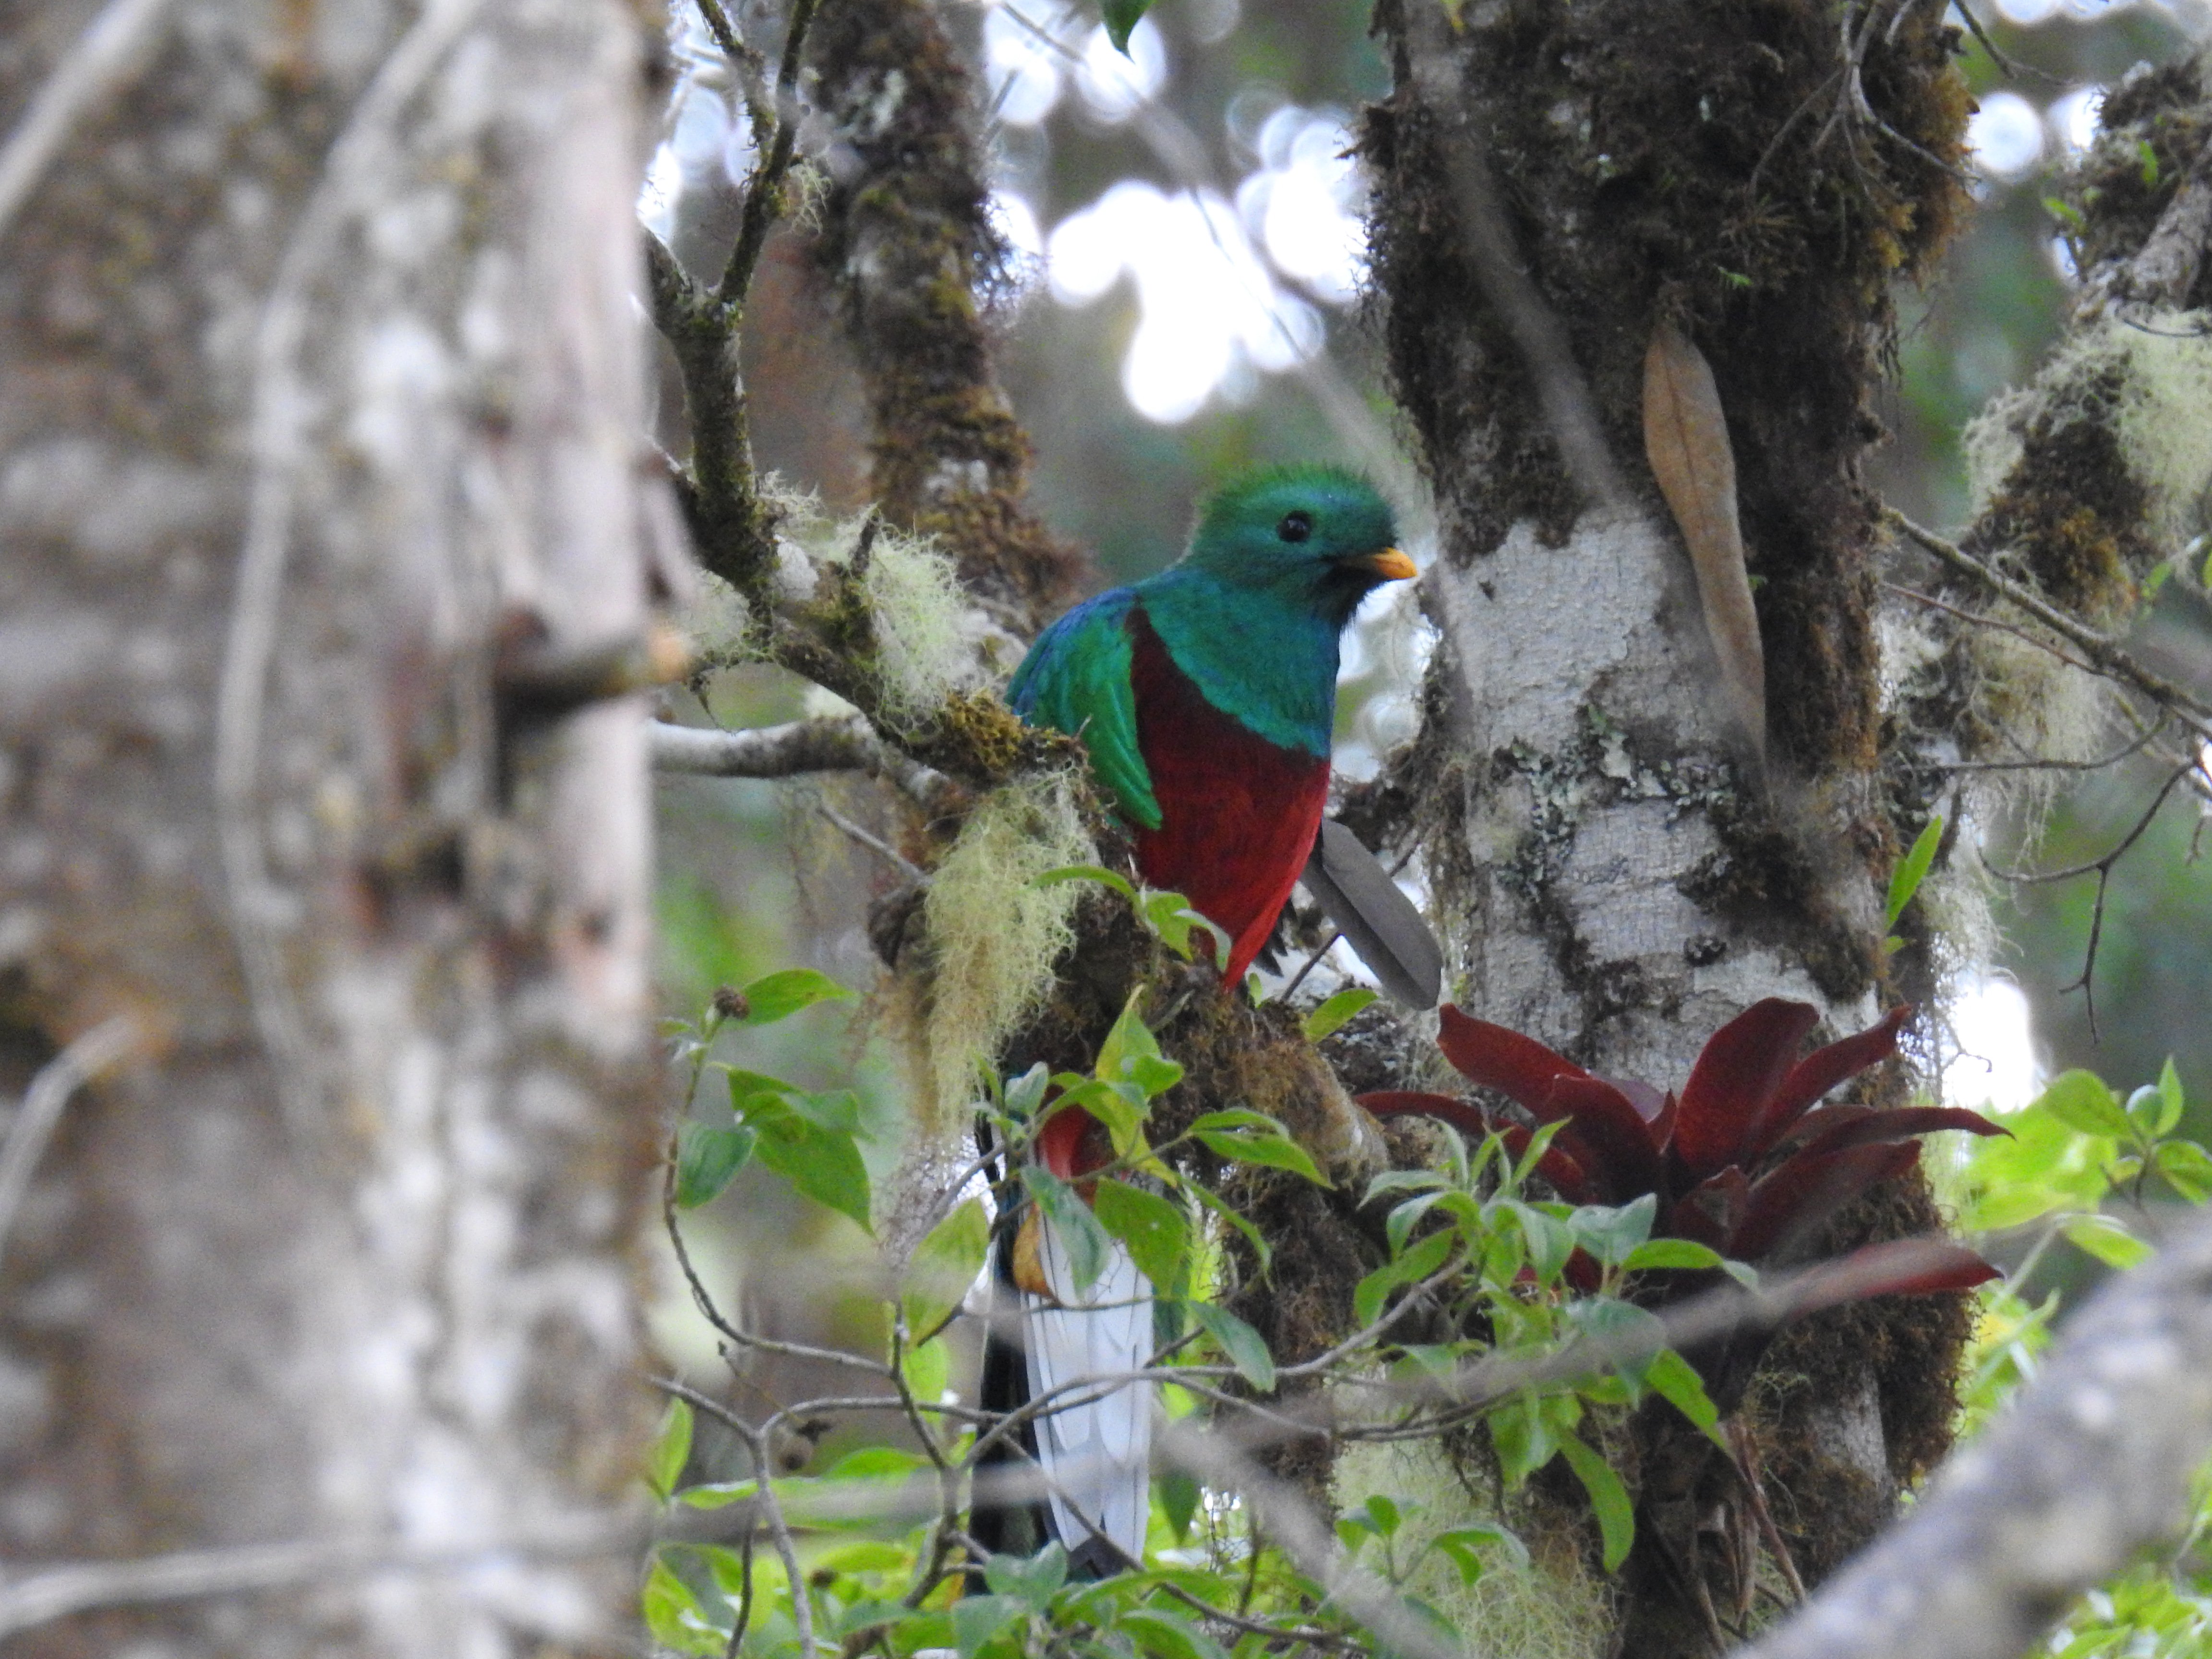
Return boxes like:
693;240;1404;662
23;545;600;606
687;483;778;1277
675;1120;757;1210
1187;1299;1276;1392
1094;1178;1190;1289
1303;986;1378;1043
903;1198;989;1342
1024;1166;1114;1293
735;967;850;1025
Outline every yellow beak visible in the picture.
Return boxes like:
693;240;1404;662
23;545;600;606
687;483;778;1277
1351;546;1417;581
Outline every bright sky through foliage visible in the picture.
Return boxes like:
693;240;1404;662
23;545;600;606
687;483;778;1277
1944;975;2040;1114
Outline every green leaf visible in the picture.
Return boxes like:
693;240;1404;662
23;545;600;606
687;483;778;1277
642;1553;722;1654
2145;557;2176;599
1557;1434;1636;1571
1354;1227;1455;1328
2158;1057;2187;1134
903;1199;989;1341
677;1478;759;1509
1488;1391;1556;1489
952;1594;1029;1659
1189;1181;1271;1275
1158;1471;1201;1541
1100;0;1151;53
1094;1179;1189;1289
742;1089;873;1234
1432;1524;1523;1585
675;1121;757;1210
1023;1166;1114;1293
2063;1213;2153;1269
1568;1194;1657;1266
1303;987;1378;1043
1886;814;1945;927
985;1542;1068;1613
1188;1299;1276;1392
1620;1238;1725;1274
1364;1493;1402;1537
737;967;850;1025
2037;1070;2132;1140
1142;889;1231;967
1190;1110;1328;1186
1118;1608;1228;1659
1005;1062;1051;1121
1500;1200;1574;1285
646;1397;694;1502
1034;863;1138;901
2155;1138;2212;1202
1644;1349;1729;1450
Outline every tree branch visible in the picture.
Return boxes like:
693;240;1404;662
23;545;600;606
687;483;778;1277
1736;1213;2212;1659
649;717;966;820
0;1512;643;1640
0;0;171;246
1890;512;2212;743
0;1015;140;1261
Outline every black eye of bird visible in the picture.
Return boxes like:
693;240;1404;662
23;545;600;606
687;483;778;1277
1277;511;1312;543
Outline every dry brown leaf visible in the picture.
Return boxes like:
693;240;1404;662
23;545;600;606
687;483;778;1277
1643;319;1766;755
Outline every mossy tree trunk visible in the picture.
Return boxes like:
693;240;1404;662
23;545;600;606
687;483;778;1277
0;0;660;1650
1362;2;1976;1650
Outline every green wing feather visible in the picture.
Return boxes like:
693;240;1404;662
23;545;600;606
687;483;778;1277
1006;591;1161;831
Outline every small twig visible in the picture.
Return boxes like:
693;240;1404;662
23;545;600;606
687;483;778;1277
1891;512;2212;743
0;0;172;247
1982;760;2200;1038
650;717;967;820
816;800;928;884
1882;581;2103;678
719;0;822;306
660;1378;819;1659
0;1016;139;1262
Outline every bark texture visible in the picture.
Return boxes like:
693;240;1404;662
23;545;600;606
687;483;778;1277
0;0;661;1650
1363;0;1975;1647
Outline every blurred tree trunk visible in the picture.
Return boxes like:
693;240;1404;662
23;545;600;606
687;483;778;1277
1364;1;1976;1651
0;0;661;1650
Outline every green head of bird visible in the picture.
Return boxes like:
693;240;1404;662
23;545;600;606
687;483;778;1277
1181;463;1412;628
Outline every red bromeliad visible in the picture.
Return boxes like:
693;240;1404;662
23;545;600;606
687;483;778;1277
1362;999;2004;1402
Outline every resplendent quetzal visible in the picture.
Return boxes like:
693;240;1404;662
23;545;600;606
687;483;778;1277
1007;463;1420;988
971;466;1431;1578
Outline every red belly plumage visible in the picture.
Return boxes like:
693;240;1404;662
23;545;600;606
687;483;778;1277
1126;610;1330;985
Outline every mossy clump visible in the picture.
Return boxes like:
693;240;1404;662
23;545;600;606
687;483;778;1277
2053;57;2212;294
916;767;1095;1130
808;0;1084;632
1334;1440;1616;1659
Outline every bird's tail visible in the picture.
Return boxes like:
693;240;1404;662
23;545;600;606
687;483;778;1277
974;1203;1154;1578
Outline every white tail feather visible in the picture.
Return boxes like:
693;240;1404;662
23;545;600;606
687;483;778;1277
1022;1219;1154;1567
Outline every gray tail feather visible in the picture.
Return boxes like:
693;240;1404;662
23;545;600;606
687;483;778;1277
1301;817;1442;1010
